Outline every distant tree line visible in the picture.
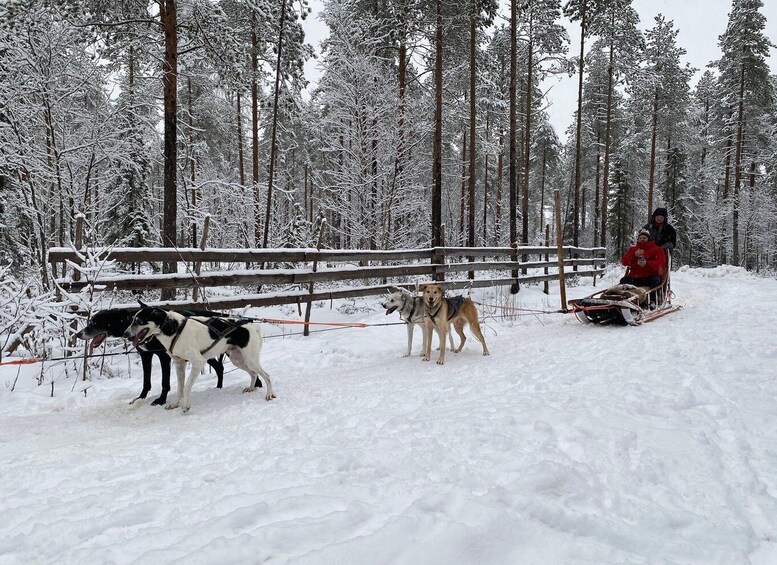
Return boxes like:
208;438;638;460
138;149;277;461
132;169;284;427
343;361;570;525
1;0;775;296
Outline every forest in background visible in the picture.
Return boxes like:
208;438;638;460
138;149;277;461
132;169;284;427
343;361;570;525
1;0;775;292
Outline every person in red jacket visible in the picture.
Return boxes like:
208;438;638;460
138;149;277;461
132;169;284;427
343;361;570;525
620;229;666;288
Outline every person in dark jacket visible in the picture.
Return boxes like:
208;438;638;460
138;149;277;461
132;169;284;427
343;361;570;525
644;207;677;251
620;229;666;288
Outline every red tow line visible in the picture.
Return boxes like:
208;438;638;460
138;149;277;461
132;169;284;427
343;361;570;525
0;357;39;366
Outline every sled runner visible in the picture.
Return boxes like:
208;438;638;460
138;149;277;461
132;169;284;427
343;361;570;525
568;252;680;326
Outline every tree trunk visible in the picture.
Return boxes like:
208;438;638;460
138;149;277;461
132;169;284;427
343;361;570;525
397;32;407;187
262;0;288;248
509;0;517;247
236;90;245;188
187;77;197;247
496;150;503;244
468;0;476;254
594;128;600;246
160;0;178;299
460;128;467;244
572;2;586;247
600;25;614;247
721;134;732;264
647;88;659;222
522;15;533;245
251;11;261;246
732;62;746;266
431;0;443;247
540;147;547;233
484;109;490;246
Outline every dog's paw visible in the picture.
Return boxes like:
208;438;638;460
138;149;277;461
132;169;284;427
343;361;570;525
483;351;490;356
265;393;276;401
403;352;411;358
436;358;445;365
181;404;191;413
151;398;166;406
422;356;430;362
165;402;179;410
242;386;256;393
129;396;141;405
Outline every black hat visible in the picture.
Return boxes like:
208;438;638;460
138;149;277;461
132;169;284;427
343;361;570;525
652;207;668;220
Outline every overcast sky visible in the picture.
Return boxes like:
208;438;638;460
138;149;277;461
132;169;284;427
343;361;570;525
301;0;777;141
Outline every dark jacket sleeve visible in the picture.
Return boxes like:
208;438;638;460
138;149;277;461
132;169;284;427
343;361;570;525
663;224;677;249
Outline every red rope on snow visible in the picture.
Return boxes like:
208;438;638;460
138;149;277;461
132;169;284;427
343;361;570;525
0;357;39;366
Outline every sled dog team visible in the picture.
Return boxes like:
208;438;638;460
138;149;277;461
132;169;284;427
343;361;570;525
77;284;488;413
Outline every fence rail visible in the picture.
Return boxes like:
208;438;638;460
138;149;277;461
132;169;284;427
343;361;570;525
49;244;607;312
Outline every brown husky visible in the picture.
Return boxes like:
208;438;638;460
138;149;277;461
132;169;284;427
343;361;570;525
421;284;490;365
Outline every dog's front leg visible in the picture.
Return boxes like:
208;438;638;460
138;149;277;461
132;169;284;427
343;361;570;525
436;323;446;365
152;352;172;406
179;361;204;413
422;319;433;361
404;323;413;357
131;350;153;404
420;323;430;358
166;359;187;410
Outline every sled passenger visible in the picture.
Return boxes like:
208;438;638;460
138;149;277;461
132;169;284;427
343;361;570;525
619;229;666;289
644;207;677;251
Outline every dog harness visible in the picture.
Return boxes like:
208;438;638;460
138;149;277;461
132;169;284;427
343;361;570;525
167;317;245;357
168;318;188;356
428;295;465;324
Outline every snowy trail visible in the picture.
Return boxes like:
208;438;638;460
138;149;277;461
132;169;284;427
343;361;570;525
1;267;777;564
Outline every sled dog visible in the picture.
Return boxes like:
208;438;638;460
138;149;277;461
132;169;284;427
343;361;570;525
75;308;226;406
124;308;274;413
381;287;454;357
421;283;490;365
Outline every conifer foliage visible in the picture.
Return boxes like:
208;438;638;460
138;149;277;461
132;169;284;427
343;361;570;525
1;0;776;290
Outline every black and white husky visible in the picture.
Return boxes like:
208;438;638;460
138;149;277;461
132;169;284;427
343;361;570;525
124;307;274;413
75;308;226;406
381;287;454;357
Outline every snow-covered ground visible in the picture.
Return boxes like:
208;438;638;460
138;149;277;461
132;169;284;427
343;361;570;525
2;266;777;564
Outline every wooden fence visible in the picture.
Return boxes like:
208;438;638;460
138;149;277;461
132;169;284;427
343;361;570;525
49;244;606;312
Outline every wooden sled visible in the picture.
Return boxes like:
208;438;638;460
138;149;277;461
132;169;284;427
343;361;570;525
568;251;680;326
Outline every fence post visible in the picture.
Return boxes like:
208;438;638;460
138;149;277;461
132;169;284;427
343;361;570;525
554;190;568;312
192;215;210;302
303;220;327;336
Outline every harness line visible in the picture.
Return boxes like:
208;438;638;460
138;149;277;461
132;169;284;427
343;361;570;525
472;300;565;315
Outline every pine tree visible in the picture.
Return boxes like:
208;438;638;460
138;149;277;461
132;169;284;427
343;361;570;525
586;0;642;248
714;0;775;265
